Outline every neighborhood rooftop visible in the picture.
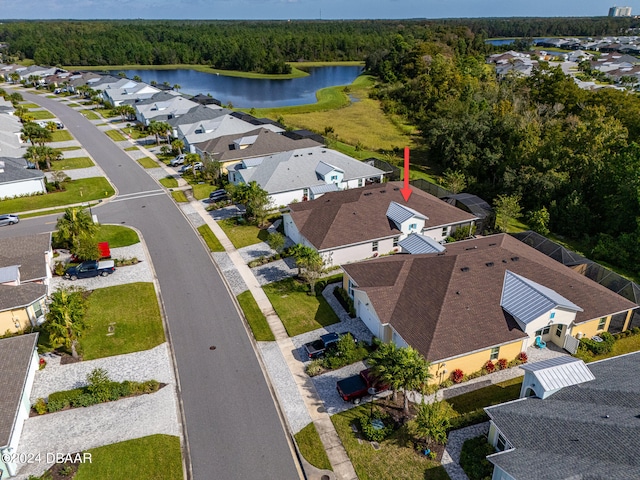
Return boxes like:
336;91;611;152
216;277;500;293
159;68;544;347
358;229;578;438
0;233;52;282
342;234;637;362
288;181;477;251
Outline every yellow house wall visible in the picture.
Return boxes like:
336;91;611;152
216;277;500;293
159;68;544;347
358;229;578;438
429;339;526;385
573;315;610;339
0;309;31;334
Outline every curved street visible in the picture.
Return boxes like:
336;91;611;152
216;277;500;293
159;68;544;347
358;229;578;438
3;91;301;480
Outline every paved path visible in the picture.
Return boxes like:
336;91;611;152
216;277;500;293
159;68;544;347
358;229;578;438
441;423;490;480
45;165;101;181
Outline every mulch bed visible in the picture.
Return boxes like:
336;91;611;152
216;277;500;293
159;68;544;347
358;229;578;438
46;460;80;480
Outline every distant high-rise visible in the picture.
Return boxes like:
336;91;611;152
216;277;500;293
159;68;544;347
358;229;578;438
609;5;632;16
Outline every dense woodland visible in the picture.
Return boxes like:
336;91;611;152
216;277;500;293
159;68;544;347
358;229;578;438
367;30;640;274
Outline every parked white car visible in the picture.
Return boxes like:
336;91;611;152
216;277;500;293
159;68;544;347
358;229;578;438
170;154;186;166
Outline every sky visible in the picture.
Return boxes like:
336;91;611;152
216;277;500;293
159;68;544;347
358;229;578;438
0;0;632;20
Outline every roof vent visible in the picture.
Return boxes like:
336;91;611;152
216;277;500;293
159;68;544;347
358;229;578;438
364;192;372;196
489;243;497;246
485;262;494;267
511;256;520;262
380;190;386;193
437;252;446;256
460;267;470;272
465;246;477;251
308;152;312;155
393;187;399;191
456;291;461;295
502;259;508;263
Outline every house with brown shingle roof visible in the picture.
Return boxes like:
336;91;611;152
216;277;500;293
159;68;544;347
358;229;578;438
341;234;637;384
284;181;477;266
0;233;52;334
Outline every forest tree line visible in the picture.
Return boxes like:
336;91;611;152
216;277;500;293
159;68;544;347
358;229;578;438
0;17;638;73
367;30;640;274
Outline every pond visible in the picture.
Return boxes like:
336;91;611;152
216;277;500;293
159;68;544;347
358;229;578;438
106;66;363;109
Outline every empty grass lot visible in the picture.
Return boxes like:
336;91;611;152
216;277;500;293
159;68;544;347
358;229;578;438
197;224;225;252
236;290;274;341
263;277;339;336
171;191;188;202
294;422;332;471
105;129;127;142
0;178;114;214
217;218;269;249
74;435;183;480
28;109;55;120
80;109;100;120
137;157;158;168
81;282;165;360
159;176;179;188
50;156;94;170
97;224;140;248
332;405;449;480
50;130;74;142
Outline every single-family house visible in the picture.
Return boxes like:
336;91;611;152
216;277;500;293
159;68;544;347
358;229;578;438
341;234;637;384
16;65;57;84
167;104;230;139
192;127;321;173
284;181;476;265
0;333;40;479
133;92;199;125
102;82;160;107
0;158;46;199
485;352;640;480
0;233;52;334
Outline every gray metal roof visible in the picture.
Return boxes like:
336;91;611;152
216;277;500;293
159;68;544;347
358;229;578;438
398;233;446;254
521;356;595;391
486;351;640;480
0;333;38;448
0;265;20;284
309;183;339;195
386;201;428;226
501;270;582;325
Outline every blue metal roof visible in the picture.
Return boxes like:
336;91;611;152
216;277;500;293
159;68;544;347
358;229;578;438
315;160;343;177
521;356;595;391
501;270;582;325
385;201;428;227
309;183;340;195
398;233;446;254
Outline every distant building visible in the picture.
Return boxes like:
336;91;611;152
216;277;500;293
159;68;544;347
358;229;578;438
609;5;632;16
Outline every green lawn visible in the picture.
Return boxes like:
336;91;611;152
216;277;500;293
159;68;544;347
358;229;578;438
97;224;140;247
332;405;450;480
171;191;188;203
236;290;275;341
50;156;94;170
75;435;183;480
28;109;55;120
50;130;74;142
125;145;139;151
137;157;158;168
447;377;523;430
263;277;339;336
80;109;100;120
191;183;219;200
295;422;332;471
575;332;640;363
20;102;41;108
197;224;225;252
81;282;165;360
159;176;179;188
105;129;127;142
217;218;269;249
56;146;82;152
0;177;114;214
93;107;118;118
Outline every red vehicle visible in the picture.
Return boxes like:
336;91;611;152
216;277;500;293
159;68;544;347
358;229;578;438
336;368;388;404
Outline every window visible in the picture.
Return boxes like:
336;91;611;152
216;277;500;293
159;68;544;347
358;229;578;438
490;347;499;360
372;241;379;252
598;317;607;330
442;226;449;237
348;280;354;298
32;301;43;318
496;432;508;452
330;175;338;182
550;312;556;320
393;237;399;248
555;324;563;337
535;326;551;337
358;178;364;187
409;223;417;230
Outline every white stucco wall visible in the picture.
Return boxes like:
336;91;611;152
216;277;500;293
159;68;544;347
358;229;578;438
399;217;426;236
353;290;385;340
270;190;305;209
521;308;577;348
0;179;46;199
322;237;397;266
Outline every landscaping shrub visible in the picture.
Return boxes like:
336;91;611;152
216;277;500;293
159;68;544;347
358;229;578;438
53;261;66;276
142;379;160;393
71;393;98;408
440;379;454;388
313;274;343;296
359;410;394;442
580;331;615;355
451;369;464;383
496;358;508;370
48;387;85;411
321;334;369;370
483;360;496;374
333;286;356;317
460;436;496;480
34;398;47;415
516;352;528;363
632;327;640;335
305;359;325;377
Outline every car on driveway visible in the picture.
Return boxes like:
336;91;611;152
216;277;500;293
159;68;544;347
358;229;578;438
0;214;19;226
170;154;186;166
209;189;228;201
178;162;203;173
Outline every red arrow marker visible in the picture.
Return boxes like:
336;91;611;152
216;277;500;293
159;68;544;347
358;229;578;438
401;146;412;201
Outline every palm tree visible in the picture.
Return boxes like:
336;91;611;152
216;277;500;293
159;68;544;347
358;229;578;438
148;120;171;145
45;286;87;359
54;207;98;251
171;139;184;155
133;75;142;82
21;123;52;147
173;84;181;92
9;72;20;84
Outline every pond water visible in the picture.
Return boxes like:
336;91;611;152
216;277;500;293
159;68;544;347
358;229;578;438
107;66;363;109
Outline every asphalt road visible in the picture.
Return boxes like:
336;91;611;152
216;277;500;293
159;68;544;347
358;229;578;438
7;92;300;480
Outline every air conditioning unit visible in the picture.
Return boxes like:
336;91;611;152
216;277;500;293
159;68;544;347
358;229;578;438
576;332;584;339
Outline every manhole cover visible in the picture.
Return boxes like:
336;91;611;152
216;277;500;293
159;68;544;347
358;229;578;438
317;406;325;413
209;346;217;350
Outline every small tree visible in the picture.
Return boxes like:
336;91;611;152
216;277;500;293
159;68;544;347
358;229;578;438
527;206;550;235
494;194;522;233
298;249;325;294
290;244;317;276
87;368;112;402
230;181;270;226
441;169;467;194
54;207;98;252
412;400;455;446
267;232;285;254
45;286;87;358
171;139;184;155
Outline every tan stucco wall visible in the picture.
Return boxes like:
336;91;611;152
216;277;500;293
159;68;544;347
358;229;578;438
429;339;526;385
573;315;610;339
0;309;31;334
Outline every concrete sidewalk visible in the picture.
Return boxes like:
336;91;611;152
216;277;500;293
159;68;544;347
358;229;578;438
189;199;355;480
